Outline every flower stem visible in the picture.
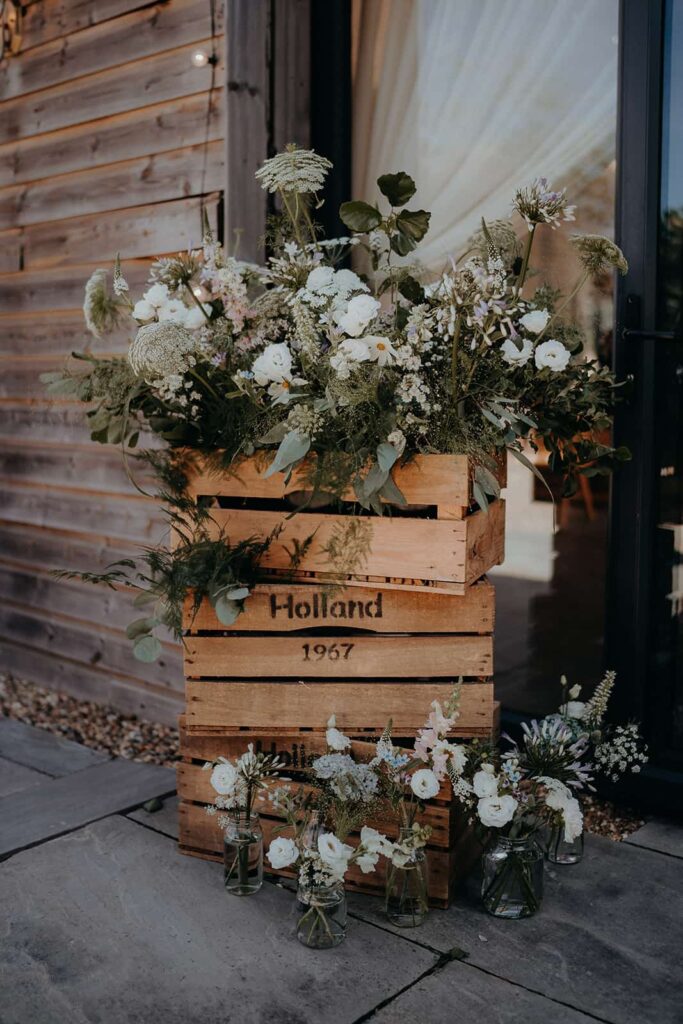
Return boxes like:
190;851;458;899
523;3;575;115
514;225;536;297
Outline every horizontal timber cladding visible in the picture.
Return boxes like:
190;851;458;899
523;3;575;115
0;0;225;714
184;635;493;680
184;579;495;633
184;680;495;735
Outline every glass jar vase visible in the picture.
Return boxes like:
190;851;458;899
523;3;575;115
223;809;263;896
296;881;347;949
481;835;543;919
546;827;585;865
384;830;430;928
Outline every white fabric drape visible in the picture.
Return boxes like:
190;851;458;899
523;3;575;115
353;0;619;269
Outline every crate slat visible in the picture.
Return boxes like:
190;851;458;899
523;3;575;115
183;579;495;634
184;633;493;679
184;680;494;734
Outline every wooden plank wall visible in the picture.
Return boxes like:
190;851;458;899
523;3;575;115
0;0;227;723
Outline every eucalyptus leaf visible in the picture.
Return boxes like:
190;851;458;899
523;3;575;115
125;616;158;640
133;635;162;663
378;474;407;506
263;430;311;478
376;442;399;472
472;480;489;513
377;171;416;207
133;591;158;608
339;200;382;233
474;464;501;499
259;421;289;445
226;586;250;600
213;594;242;626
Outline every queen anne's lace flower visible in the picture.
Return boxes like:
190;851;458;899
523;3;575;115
128;321;198;384
255;146;332;194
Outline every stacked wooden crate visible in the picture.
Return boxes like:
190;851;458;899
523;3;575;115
177;454;505;907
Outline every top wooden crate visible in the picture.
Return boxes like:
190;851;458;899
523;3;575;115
184;453;506;594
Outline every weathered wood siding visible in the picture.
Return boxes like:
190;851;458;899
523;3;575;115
0;0;226;722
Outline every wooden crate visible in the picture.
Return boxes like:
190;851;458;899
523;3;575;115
182;578;496;736
183;453;505;594
176;721;488;907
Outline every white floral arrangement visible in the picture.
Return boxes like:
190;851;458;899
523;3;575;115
204;744;283;825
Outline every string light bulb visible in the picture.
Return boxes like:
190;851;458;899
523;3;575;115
191;47;209;67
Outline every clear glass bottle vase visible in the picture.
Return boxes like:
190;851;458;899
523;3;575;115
546;827;584;865
481;835;543;919
223;809;263;896
384;829;430;928
296;880;347;949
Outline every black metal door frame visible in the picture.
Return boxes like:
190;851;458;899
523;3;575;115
606;0;682;807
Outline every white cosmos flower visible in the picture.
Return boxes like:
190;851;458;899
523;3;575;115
326;714;351;751
472;769;499;798
210;761;238;796
477;794;518;828
534;338;571;372
360;826;394;857
356;851;379;874
317;832;353;869
267;836;299;869
334;294;381;337
267;375;307;406
501;336;534;366
410;767;440;800
362;335;397;367
519;309;550;334
252;342;294;384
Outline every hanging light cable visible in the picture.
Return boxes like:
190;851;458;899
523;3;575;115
198;0;219;241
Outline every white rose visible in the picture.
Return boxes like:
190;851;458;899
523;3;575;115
145;283;171;306
477;794;518;828
158;298;188;323
472;769;499;798
132;298;156;322
361;335;397;367
534;339;571;372
210;761;238;795
317;832;353;870
267;836;299;869
326;714;351;751
560;701;586;721
334;294;381;337
500;336;534;366
252;342;294;384
519;309;550;334
410;767;440;800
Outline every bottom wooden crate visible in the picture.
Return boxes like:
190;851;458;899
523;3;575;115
176;718;491;907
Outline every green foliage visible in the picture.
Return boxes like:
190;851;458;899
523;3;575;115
377;171;416;207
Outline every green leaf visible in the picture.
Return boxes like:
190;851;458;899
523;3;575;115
133;635;162;662
378;474;407;506
474;464;501;499
509;446;556;507
391;209;431;255
339;201;383;233
263;430;311;478
213;594;242;626
376;443;399;473
377;171;416;207
259;421;289;445
397;274;425;304
472;480;489;513
226;586;250;601
125;616;158;640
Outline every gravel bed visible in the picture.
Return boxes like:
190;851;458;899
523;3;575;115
0;673;179;767
0;672;646;838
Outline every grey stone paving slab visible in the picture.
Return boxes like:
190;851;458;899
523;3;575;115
0;815;436;1024
0;759;175;859
350;835;683;1024
372;958;598;1024
0;718;108;776
625;817;683;859
127;794;179;838
0;757;46;798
